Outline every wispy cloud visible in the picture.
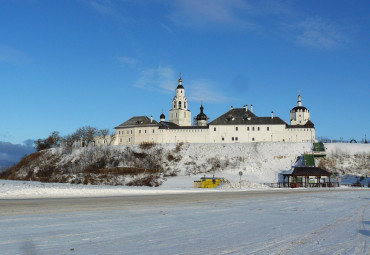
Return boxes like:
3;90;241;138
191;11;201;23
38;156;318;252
0;45;30;65
167;0;256;30
160;23;174;34
117;56;140;66
134;65;233;103
85;0;123;18
165;0;351;50
134;65;177;93
187;79;234;103
289;18;350;50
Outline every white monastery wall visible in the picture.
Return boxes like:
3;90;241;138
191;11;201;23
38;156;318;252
113;77;316;145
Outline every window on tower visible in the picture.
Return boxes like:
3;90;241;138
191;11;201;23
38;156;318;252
184;102;186;108
174;102;176;108
179;101;182;108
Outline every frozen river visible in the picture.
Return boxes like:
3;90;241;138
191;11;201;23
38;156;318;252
1;189;369;254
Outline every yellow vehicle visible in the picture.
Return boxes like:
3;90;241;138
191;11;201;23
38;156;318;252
194;175;224;188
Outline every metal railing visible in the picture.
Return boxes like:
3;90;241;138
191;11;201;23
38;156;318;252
263;182;341;188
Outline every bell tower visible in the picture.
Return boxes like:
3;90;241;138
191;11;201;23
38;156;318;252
169;75;192;126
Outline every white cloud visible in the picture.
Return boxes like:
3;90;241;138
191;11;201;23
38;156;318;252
0;45;30;65
165;1;351;50
85;0;122;18
187;79;234;103
167;0;256;29
134;66;233;103
117;56;140;66
134;65;177;93
292;18;350;50
160;23;174;34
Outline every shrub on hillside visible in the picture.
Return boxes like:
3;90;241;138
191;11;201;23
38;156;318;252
126;174;162;187
174;142;184;153
139;142;157;150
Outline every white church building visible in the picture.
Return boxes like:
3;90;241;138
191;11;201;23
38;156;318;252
114;77;315;145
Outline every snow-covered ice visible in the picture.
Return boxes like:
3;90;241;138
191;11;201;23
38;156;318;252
0;188;369;255
0;142;369;254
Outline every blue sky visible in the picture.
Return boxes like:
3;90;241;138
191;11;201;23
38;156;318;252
1;0;369;149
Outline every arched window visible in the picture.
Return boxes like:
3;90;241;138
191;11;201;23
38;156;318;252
174;101;176;108
179;101;182;108
184;102;186;108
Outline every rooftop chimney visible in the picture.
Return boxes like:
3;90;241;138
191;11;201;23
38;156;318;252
245;104;248;111
271;111;274;119
230;106;233;110
251;104;253;113
150;115;153;123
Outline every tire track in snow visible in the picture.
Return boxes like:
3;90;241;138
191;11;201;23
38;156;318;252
268;202;370;255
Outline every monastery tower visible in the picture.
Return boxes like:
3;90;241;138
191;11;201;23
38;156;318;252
169;76;192;126
290;93;311;125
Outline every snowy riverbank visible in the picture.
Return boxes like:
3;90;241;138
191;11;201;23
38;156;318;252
1;179;368;199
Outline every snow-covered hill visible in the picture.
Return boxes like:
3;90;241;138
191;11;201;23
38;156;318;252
317;143;370;176
1;142;369;186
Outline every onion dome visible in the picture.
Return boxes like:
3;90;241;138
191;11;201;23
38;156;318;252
177;75;184;89
196;104;208;120
160;113;165;122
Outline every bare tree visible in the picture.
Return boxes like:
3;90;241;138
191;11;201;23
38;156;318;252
61;133;78;153
34;131;62;151
98;128;116;145
74;126;98;147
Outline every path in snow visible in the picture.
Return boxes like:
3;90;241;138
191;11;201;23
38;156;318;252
1;190;369;255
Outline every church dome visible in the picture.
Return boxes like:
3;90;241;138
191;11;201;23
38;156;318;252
196;104;208;120
160;113;165;119
177;76;184;89
291;106;309;112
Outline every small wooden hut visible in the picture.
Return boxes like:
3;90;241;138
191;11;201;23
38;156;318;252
282;167;333;188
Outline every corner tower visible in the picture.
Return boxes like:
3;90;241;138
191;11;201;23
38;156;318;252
169;76;191;126
290;93;310;125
